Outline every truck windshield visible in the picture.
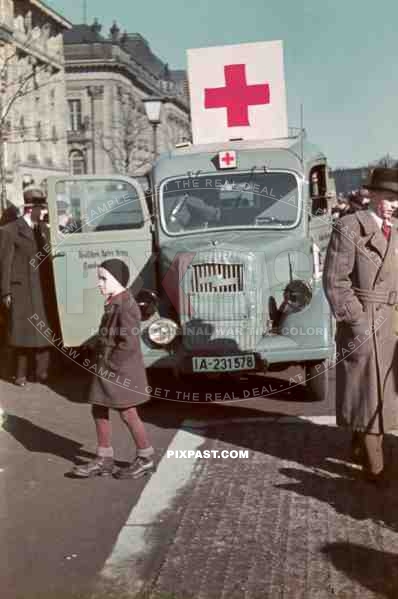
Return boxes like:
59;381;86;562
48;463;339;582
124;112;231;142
161;171;299;233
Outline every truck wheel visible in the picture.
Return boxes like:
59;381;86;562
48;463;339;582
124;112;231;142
305;360;329;401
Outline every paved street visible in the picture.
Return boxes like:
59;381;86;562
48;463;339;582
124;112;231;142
2;363;398;598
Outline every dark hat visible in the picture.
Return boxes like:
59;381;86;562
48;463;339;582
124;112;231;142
23;184;47;208
363;167;398;195
100;259;129;287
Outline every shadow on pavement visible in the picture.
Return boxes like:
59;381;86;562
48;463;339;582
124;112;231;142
146;400;398;536
2;413;95;463
134;418;398;599
322;542;398;598
210;419;398;532
41;362;320;407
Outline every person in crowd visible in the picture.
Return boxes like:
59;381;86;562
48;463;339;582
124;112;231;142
331;203;341;220
360;187;371;207
323;167;398;487
332;195;347;220
332;195;349;219
0;204;19;226
56;199;78;234
57;200;70;233
0;185;56;386
345;189;368;214
0;203;20;377
72;259;155;479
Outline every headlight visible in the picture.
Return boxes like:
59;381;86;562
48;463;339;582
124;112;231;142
136;288;159;321
283;280;312;311
148;318;179;346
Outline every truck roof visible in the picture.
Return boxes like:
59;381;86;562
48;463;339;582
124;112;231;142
154;134;327;180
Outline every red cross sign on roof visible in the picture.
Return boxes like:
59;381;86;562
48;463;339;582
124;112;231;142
205;64;270;127
218;150;237;169
187;41;287;145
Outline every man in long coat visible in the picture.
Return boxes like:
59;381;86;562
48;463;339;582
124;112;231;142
323;167;398;486
0;185;57;385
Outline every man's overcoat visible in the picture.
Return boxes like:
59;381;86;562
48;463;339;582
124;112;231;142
323;210;398;434
88;290;149;409
0;217;54;348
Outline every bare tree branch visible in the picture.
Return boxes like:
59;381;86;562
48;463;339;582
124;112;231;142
1;62;49;125
0;30;42;79
98;93;151;175
0;28;62;210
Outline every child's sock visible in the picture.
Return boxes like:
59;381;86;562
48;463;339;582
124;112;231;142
137;446;154;459
97;446;114;458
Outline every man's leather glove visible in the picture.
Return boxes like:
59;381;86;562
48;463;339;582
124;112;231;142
2;294;12;309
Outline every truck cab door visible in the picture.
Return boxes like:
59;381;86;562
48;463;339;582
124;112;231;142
46;175;153;347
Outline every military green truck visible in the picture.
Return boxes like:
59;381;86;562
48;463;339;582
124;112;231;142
45;132;335;400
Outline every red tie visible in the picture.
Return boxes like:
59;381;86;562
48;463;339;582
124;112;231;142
382;221;391;241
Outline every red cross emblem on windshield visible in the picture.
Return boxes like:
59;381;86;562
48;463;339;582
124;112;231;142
204;64;270;127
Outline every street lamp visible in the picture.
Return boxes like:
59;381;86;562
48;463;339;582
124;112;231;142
143;97;165;159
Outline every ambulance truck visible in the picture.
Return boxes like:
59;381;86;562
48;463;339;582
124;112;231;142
45;131;335;400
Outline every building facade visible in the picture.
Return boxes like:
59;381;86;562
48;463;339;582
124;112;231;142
0;0;71;209
63;21;191;178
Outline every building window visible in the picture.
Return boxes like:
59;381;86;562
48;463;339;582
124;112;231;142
70;150;86;175
68;99;82;131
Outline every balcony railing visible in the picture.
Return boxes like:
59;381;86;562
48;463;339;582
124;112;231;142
67;126;89;143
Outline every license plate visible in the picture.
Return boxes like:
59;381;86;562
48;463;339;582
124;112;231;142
192;354;255;373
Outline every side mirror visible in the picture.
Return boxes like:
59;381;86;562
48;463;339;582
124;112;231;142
136;288;159;321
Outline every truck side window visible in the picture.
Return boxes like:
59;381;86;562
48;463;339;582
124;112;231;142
310;166;328;216
55;180;144;233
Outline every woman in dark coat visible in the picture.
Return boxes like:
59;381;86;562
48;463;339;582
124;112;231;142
72;259;154;479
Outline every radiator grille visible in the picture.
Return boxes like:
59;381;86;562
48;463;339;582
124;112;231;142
191;263;243;293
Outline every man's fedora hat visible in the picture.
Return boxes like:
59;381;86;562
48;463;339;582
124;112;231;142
23;184;47;208
363;167;398;195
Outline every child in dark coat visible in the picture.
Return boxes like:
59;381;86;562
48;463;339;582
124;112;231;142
72;259;154;479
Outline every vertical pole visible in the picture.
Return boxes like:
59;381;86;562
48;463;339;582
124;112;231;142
83;0;88;24
152;123;158;160
300;103;304;166
88;87;96;174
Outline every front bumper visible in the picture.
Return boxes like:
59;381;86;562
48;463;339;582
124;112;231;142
142;334;334;371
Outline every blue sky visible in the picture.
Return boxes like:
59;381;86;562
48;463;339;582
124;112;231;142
47;0;398;168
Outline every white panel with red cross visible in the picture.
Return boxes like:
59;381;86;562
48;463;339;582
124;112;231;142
218;150;237;169
187;40;288;145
